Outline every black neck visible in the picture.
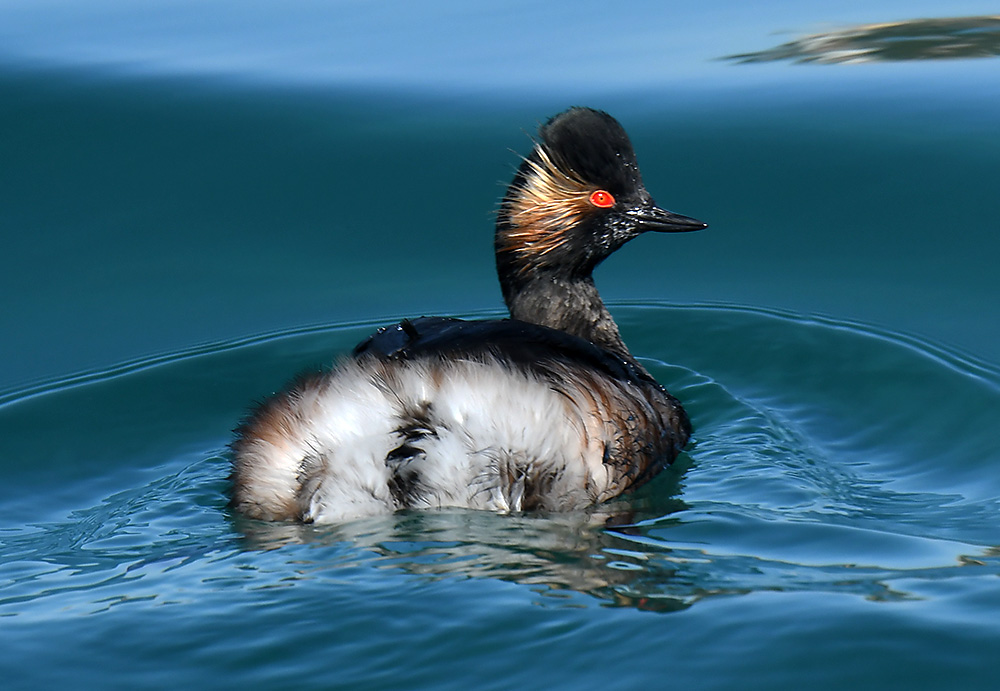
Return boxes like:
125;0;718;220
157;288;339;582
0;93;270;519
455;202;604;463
501;273;637;366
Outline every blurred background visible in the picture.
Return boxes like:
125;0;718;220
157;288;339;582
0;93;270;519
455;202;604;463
2;0;998;391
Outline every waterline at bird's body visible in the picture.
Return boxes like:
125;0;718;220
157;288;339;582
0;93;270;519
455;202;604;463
230;107;706;523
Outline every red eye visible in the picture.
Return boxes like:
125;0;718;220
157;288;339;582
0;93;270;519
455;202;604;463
589;190;615;208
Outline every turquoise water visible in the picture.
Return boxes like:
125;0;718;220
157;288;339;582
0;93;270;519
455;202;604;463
3;2;1000;688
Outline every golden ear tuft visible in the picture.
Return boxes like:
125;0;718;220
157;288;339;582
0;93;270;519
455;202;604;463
497;147;596;273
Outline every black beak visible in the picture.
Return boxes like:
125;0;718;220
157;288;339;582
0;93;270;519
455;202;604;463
630;203;707;233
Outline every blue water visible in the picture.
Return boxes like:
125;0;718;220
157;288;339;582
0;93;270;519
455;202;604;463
3;1;1000;688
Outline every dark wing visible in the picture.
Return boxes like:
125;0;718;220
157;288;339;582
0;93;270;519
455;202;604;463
352;316;658;388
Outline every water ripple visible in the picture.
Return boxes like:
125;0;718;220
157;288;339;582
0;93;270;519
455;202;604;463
1;303;999;624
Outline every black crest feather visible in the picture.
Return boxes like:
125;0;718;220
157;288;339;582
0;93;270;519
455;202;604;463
538;107;642;194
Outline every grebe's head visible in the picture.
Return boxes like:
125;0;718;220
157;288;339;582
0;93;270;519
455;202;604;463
496;107;705;291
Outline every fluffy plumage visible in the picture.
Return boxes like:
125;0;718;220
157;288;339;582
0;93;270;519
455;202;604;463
230;107;705;523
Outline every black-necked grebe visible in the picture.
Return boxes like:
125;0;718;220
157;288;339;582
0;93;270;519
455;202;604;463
230;107;706;523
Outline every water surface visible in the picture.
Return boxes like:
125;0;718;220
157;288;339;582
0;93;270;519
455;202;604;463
2;1;1000;688
4;304;1000;688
